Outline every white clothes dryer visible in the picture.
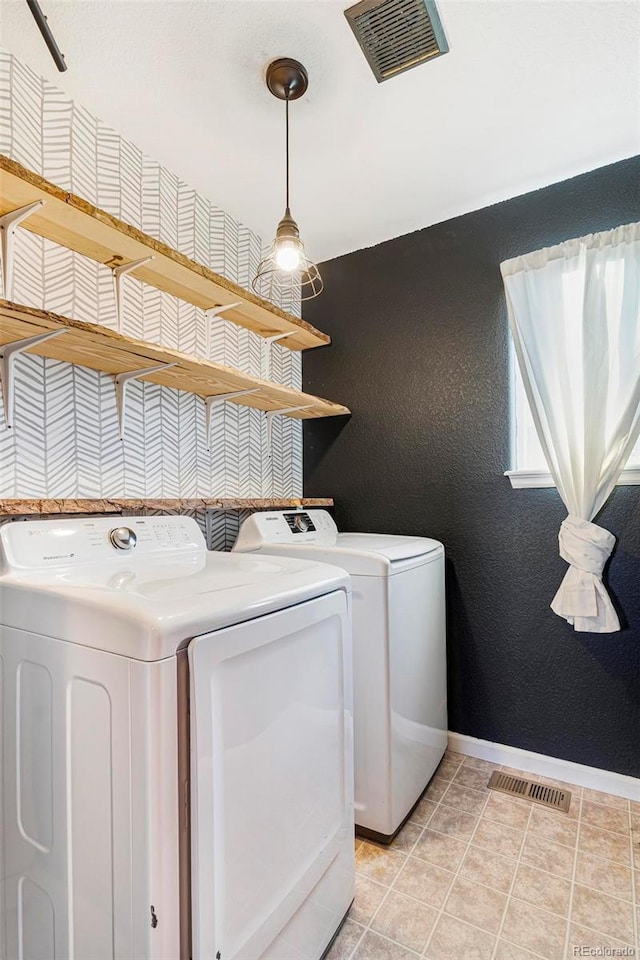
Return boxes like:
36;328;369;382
234;509;447;843
0;515;354;960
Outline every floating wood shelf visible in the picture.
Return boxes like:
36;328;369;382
0;300;350;419
0;498;333;517
0;155;330;350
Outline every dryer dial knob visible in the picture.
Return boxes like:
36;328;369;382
293;514;311;533
109;527;137;551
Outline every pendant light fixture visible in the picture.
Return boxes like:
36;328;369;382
252;58;323;303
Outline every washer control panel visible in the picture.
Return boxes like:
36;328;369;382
0;515;206;570
234;509;338;550
284;512;316;534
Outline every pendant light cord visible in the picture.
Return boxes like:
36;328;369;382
285;97;290;212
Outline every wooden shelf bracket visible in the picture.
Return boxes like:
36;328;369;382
111;256;154;331
0;328;67;428
265;404;313;455
115;361;176;439
204;388;260;451
0;200;45;299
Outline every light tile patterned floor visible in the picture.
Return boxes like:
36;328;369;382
328;752;639;960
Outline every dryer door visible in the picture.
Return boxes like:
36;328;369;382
189;589;353;960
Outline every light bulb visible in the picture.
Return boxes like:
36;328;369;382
274;243;302;272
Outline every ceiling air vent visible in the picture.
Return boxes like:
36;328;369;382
345;0;449;83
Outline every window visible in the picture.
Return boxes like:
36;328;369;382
501;222;640;632
507;259;640;489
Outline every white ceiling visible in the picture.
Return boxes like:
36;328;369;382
1;0;639;262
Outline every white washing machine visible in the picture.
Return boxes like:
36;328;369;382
0;515;354;960
234;510;447;843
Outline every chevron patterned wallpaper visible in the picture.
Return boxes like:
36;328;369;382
0;50;303;549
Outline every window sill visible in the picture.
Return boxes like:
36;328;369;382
505;467;640;489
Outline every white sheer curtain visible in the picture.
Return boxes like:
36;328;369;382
501;222;640;633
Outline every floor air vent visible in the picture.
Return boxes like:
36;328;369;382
345;0;449;83
488;772;572;813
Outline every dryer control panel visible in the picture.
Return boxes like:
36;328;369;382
0;515;206;571
234;510;338;550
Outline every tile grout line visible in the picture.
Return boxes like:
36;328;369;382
409;819;634;910
346;837;371;959
628;801;638;954
561;790;583;960
366;768;462;955
347;767;450;960
421;762;494;957
418;798;636;895
563;795;638;951
352;839;424;957
344;917;367;960
348;759;635;960
350;754;468;958
432;785;617;904
488;795;535;960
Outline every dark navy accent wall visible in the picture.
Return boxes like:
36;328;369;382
303;156;640;778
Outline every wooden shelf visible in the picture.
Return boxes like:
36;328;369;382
0;300;350;419
0;155;330;351
0;498;333;517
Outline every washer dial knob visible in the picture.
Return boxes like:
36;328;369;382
109;526;137;551
292;514;311;533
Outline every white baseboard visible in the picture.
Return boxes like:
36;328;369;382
448;732;640;802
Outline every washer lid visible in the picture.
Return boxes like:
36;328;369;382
335;533;442;564
234;534;443;576
0;516;350;661
233;512;443;573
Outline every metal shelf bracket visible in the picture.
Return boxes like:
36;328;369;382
0;328;67;428
262;332;289;379
204;303;241;358
265;404;313;455
112;257;154;331
204;388;260;450
0;200;45;299
115;362;176;440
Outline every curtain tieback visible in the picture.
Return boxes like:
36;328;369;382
550;515;619;632
557;515;615;575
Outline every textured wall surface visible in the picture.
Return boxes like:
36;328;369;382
304;155;640;778
0;50;301;548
